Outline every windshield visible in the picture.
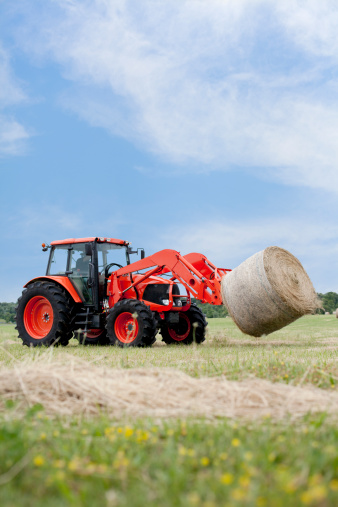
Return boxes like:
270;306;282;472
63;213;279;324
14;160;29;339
97;243;128;272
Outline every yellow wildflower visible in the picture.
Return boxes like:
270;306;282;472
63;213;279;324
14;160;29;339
231;438;241;447
301;485;327;504
33;455;45;467
68;459;80;471
200;457;210;467
136;429;149;442
124;427;133;438
329;479;338;491
220;473;234;485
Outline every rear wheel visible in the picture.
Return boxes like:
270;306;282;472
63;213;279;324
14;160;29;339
161;303;207;345
75;328;109;346
15;282;74;347
106;300;157;347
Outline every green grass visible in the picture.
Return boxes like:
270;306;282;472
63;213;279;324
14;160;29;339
1;316;338;506
1;409;338;507
1;316;337;389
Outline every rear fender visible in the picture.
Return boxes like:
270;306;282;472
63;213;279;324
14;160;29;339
24;276;83;303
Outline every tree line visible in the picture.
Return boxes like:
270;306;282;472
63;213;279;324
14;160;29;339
316;292;338;314
0;302;16;323
1;292;338;323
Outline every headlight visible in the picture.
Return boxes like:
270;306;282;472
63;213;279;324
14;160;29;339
162;299;169;305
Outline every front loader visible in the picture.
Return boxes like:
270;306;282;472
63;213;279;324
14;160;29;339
15;237;230;347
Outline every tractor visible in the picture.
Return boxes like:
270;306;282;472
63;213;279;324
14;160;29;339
15;237;230;347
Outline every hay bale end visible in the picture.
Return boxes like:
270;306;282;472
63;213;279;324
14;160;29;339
221;246;320;337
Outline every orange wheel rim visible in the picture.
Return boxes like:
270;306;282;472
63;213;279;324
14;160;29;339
168;313;191;341
23;296;54;339
114;312;139;343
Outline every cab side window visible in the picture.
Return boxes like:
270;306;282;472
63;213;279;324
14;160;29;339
48;247;68;275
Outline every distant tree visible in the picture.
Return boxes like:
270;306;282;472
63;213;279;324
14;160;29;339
317;292;338;314
0;302;16;323
193;299;229;318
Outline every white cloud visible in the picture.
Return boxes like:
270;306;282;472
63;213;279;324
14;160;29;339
14;0;338;190
0;44;29;155
276;0;338;57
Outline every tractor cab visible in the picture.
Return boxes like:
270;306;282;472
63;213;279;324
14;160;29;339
45;237;136;308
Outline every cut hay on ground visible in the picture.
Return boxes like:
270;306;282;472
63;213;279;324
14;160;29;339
1;357;337;421
221;246;320;337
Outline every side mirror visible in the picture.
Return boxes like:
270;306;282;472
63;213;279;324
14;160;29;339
85;243;93;256
127;246;145;259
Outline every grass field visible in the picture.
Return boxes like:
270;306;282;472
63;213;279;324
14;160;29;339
0;316;338;506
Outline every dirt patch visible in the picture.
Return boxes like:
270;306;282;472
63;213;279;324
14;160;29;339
1;356;338;420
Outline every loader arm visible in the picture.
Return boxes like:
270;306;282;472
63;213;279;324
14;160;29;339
109;249;230;306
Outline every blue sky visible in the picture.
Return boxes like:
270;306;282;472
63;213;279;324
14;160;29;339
1;0;338;302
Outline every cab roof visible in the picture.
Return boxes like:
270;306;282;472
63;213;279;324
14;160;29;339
50;237;128;246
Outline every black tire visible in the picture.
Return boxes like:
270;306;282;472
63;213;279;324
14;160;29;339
161;303;207;345
74;328;109;346
15;281;75;347
106;300;157;347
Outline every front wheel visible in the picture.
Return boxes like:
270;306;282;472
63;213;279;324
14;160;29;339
106;300;157;347
161;303;207;345
15;282;74;347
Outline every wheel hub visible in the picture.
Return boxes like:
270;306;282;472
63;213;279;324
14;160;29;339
114;312;139;344
42;313;50;323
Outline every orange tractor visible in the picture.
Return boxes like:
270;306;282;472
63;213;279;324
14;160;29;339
15;237;230;347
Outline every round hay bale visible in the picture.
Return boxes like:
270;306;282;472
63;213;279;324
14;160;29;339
221;246;319;337
335;309;338;318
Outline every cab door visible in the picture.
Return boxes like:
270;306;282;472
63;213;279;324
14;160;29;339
68;246;93;304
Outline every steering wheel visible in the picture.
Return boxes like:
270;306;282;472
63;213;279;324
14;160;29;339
101;262;123;277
